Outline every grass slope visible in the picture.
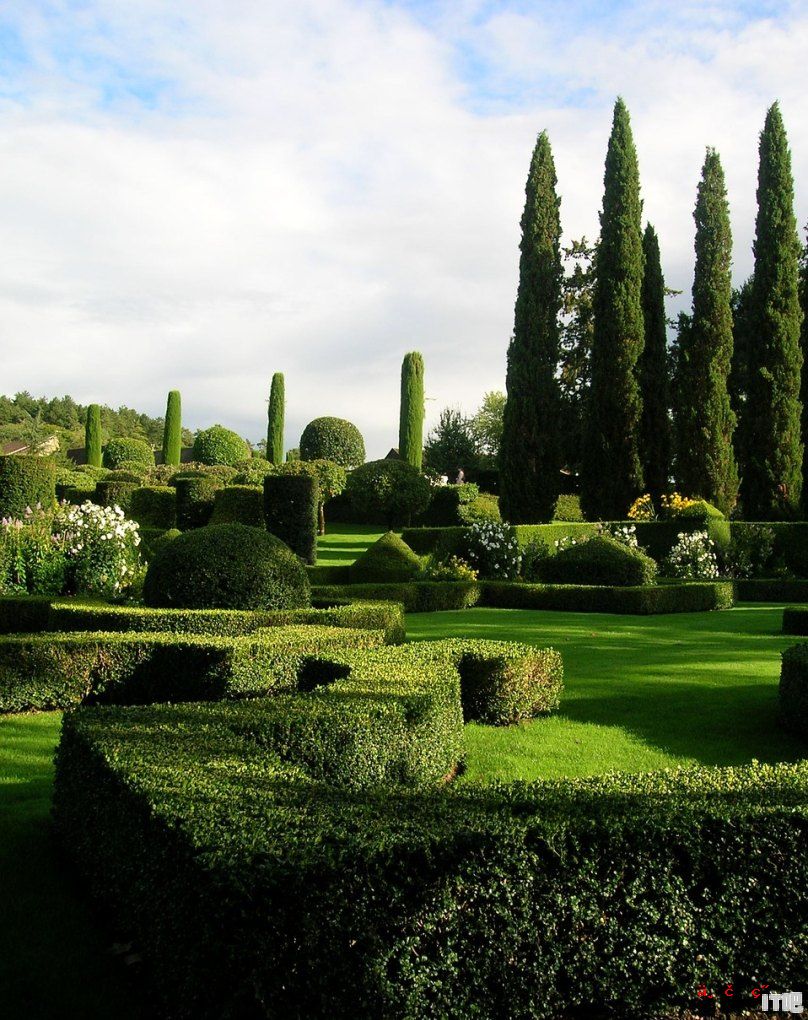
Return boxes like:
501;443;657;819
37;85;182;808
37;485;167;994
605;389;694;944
407;604;804;782
316;524;386;565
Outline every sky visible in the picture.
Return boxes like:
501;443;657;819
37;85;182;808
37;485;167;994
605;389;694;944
0;0;806;457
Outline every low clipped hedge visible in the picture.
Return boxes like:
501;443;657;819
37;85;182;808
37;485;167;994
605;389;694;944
783;607;808;635
211;485;264;527
735;579;808;602
130;486;176;529
0;626;387;713
349;532;421;583
780;643;808;739
306;563;351;585
0;595;54;633
314;582;481;613
52;716;808;1018
0;455;56;517
536;535;657;587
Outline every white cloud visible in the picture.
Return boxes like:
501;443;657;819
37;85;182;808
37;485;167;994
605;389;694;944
0;0;806;455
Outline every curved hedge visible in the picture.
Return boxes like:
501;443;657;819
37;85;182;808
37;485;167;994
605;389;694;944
0;456;56;518
300;417;365;468
103;437;154;470
143;523;311;611
192;425;250;467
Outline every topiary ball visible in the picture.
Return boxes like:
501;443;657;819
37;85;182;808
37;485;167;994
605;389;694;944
300;417;365;468
143;523;311;610
192;425;250;467
350;532;422;583
103;437;155;470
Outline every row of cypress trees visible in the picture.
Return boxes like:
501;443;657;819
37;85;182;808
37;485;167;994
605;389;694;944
501;98;805;522
85;391;184;467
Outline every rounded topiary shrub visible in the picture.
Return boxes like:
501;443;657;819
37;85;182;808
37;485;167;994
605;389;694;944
143;523;311;610
0;456;56;518
300;417;365;468
538;535;657;587
211;485;265;527
344;459;432;527
192;425;250;467
350;532;422;583
103;437;155;470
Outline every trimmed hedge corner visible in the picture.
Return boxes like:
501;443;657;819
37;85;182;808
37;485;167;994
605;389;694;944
779;642;808;739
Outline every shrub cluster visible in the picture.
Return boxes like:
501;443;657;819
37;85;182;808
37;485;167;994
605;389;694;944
345;459;432;527
174;474;220;530
0;456;56;518
779;642;808;739
94;478;139;514
130;486;177;529
537;534;657;587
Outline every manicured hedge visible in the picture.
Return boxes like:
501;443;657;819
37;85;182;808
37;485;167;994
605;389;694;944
780;643;808;739
52;718;808;1018
349;532;421;583
313;582;482;613
417;484;479;526
103;437;154;470
306;563;351;585
210;485;264;527
130;486;176;529
0;626;387;713
536;534;657;587
783;607;808;635
732;521;808;577
0;595;54;634
300;416;365;468
263;473;318;565
736;579;808;602
0;456;56;518
175;474;220;530
94;479;139;514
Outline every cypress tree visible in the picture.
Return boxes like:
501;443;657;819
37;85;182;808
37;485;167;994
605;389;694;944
162;390;182;467
800;226;808;507
500;130;563;523
398;352;424;470
638;223;670;503
677;149;738;514
267;373;285;465
85;403;102;468
740;103;803;519
580;98;645;520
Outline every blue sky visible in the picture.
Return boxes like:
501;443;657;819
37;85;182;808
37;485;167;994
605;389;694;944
0;0;806;455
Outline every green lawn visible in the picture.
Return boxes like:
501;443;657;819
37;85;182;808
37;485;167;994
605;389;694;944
407;603;804;782
1;600;803;1017
315;523;386;565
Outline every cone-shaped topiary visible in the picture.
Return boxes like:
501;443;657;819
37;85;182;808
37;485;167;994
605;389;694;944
267;373;285;466
350;532;422;583
500;130;563;524
399;353;424;470
143;523;310;610
85;404;102;468
162;391;182;467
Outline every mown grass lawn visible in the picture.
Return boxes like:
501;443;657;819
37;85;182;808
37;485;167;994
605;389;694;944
407;603;804;782
315;523;385;565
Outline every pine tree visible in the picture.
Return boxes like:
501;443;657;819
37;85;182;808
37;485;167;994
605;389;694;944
580;98;645;520
85;404;102;468
677;150;738;514
500;130;563;523
162;390;182;467
638;223;670;503
398;352;424;470
740;103;804;519
267;373;285;466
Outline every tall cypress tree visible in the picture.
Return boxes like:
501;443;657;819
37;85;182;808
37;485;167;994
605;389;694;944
740;103;803;519
162;390;182;466
638;223;670;503
267;373;285;465
500;130;562;523
799;225;808;507
581;98;645;520
85;403;102;468
399;352;425;470
677;149;738;514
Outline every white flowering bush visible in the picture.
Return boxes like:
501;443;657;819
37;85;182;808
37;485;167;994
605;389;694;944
603;523;639;549
463;520;521;580
55;501;142;597
663;531;719;580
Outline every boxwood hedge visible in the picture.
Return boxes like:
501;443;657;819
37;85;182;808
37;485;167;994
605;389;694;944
0;455;56;518
779;642;808;738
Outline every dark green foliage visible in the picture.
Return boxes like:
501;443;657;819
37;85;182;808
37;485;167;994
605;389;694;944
143;523;310;611
140;527;181;561
737;578;808;601
93;480;138;514
162;391;182;467
399;352;424;470
740;104;804;519
558;237;596;476
0;626;383;713
276;459;346;534
300;417;365;468
174;474;220;530
676;151;738;514
130;486;176;529
344;459;432;527
779;643;808;738
482;580;734;614
638;224;671;502
314;582;481;613
423;407;478;476
782;608;808;636
350;532;421;583
84;404;102;468
801;227;808;506
267;374;285;466
103;437;154;470
232;457;274;487
0;595;54;633
537;535;657;586
418;483;479;526
729;276;754;475
263;473;318;564
53;716;805;1018
0;456;55;517
192;425;249;467
500;131;563;523
581;98;645;520
211;485;264;527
